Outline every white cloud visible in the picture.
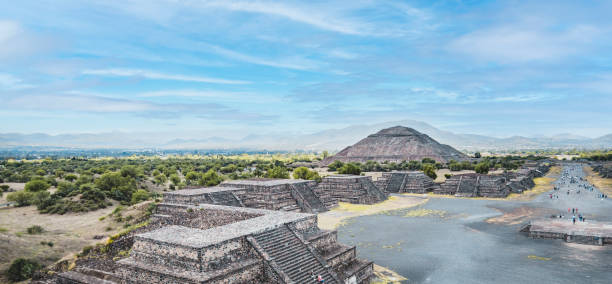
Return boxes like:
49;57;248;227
82;68;250;84
0;73;34;90
492;94;553;102
449;25;600;63
201;1;370;36
137;89;246;99
206;44;320;70
0;20;57;60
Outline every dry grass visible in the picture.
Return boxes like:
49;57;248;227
317;195;427;230
371;264;408;283
584;166;612;196
506;166;561;201
0;201;152;282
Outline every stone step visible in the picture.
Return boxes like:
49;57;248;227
253;226;336;284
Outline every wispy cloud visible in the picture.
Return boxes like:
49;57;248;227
1;92;275;122
0;73;34;90
82;68;250;84
449;24;601;63
0;20;57;60
201;1;370;36
492;94;554;102
205;44;321;70
137;89;246;99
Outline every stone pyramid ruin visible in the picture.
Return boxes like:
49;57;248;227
322;126;468;165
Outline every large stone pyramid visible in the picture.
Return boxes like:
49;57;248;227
322;126;468;164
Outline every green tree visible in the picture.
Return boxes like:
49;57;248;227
131;189;150;204
266;166;290;179
64;174;78;182
474;152;482;158
7;258;42;282
54;170;65;178
422;158;436;164
475;162;490;174
24;180;50;192
32;191;51;208
322;151;329;159
154;174;167;185
199;169;224;186
120;165;139;178
185;171;200;184
169;174;181;185
7;191;34;206
338;163;361;175
327;160;344;171
292;167;322;182
423;164;437;180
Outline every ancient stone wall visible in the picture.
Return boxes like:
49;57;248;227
314;175;387;207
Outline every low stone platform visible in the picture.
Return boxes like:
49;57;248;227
522;219;612;246
221;178;327;213
163;186;244;207
315;175;388;207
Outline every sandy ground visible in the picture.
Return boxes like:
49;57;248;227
0;183;26;203
317;195;428;230
0;201;150;282
584;165;612;196
372;263;408;283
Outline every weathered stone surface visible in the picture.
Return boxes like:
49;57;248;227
55;195;374;283
322;126;468;165
376;171;437;193
315;175;387;207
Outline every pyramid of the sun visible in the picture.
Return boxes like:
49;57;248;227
322;126;468;165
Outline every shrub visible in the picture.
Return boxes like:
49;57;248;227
64;174;78;182
0;184;9;191
337;163;361;175
475;162;490;174
6;191;34;207
79;245;94;257
423;164;437;180
444;173;452;179
199;169;224;186
292;167;321;182
130;189;150;204
26;225;44;234
327;160;344;171
6;258;42;282
24;180;50;192
265;166;289;179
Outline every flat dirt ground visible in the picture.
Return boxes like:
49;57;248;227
0;198;149;282
584;165;612;196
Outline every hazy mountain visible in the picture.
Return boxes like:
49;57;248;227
0;120;610;151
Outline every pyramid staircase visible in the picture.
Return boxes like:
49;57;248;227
252;225;338;284
290;183;327;213
209;191;243;207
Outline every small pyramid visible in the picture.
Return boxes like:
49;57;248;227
322;126;468;165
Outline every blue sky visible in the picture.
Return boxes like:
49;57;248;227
1;0;611;138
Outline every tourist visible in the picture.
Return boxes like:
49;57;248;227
572;215;576;224
317;274;325;283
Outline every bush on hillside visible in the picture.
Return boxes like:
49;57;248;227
6;258;42;282
24;180;50;192
337;163;361;175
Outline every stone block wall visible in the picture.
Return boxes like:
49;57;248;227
314;175;387;207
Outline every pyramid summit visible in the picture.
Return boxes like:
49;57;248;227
322;126;469;164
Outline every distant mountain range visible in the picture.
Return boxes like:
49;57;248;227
1;120;611;151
